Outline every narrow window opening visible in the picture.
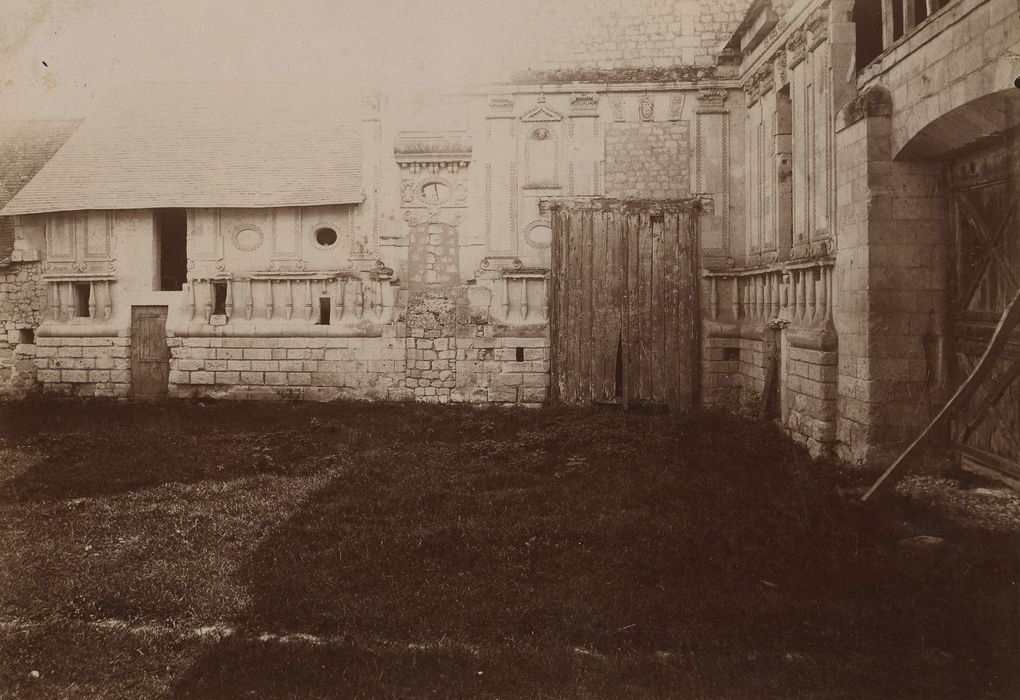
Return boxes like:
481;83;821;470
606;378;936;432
212;282;228;316
891;0;905;40
853;0;884;71
614;334;624;398
516;346;525;362
73;283;91;317
723;347;740;362
913;0;929;26
18;329;34;345
318;297;331;325
156;208;188;291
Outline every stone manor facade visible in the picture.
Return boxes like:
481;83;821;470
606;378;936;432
1;0;1018;479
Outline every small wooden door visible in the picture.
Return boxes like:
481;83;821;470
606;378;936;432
549;199;700;409
131;306;169;397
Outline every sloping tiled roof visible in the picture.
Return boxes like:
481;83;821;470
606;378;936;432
0;119;82;260
1;83;364;216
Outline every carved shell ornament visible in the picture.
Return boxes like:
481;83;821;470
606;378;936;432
532;127;550;140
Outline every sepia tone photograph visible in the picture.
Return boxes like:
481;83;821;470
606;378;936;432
1;0;1019;696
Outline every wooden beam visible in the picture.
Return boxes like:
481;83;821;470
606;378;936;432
959;361;1020;444
862;285;1020;501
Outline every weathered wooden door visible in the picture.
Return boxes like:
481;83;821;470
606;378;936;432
947;137;1020;480
131;306;169;397
549;199;699;409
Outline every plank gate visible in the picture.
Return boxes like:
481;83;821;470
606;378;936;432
947;135;1020;480
548;199;700;409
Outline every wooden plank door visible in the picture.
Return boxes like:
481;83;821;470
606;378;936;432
947;138;1020;480
550;202;699;409
131;306;169;397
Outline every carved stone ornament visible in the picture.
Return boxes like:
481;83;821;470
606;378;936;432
774;50;788;87
394;131;472;172
523;218;553;249
520;104;564;123
570;93;599;115
488;95;515;117
807;7;829;48
639;94;654;121
743;71;761;105
696;90;727;107
786;28;807;67
230;224;264;252
757;63;774;96
669;93;685;120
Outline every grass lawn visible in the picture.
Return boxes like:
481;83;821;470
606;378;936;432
0;398;1017;699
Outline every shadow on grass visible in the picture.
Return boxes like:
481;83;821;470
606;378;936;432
171;408;1020;698
0;398;524;502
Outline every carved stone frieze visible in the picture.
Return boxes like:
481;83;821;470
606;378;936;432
569;93;599;116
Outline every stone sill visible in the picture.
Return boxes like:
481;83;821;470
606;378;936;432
702;255;835;278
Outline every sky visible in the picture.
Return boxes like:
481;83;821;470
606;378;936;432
0;0;586;120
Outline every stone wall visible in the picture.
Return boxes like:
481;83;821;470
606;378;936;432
168;336;409;402
529;0;750;70
33;337;132;397
166;287;552;405
603;121;691;199
0;262;46;397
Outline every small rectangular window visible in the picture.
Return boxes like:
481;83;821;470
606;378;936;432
516;346;525;362
318;297;331;325
212;282;227;316
73;283;91;318
18;329;34;345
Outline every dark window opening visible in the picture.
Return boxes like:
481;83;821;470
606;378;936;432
212;282;228;316
913;0;929;25
18;329;34;345
516;346;525;362
723;347;740;362
315;227;338;247
156;209;188;291
891;0;904;40
318;297;331;325
614;334;624;398
853;0;884;71
73;283;91;317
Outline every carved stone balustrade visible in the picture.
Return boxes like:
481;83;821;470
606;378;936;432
180;267;398;335
703;256;836;349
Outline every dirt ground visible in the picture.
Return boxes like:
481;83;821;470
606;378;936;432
0;398;1017;699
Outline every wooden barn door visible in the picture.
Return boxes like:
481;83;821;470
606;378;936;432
131;306;169;398
549;203;699;409
947;138;1020;480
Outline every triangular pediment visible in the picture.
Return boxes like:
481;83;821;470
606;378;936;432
520;105;563;123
